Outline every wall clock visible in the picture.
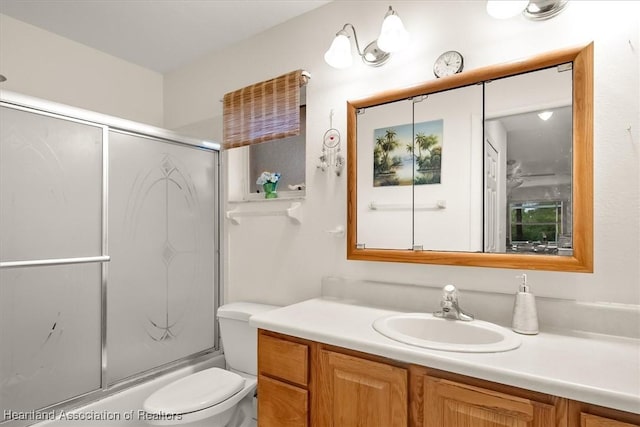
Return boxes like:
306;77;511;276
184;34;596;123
433;50;464;78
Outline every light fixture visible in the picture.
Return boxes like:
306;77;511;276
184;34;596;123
523;0;569;21
537;111;553;121
486;0;568;21
324;6;409;69
377;7;410;53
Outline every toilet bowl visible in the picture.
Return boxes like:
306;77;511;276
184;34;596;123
142;302;279;426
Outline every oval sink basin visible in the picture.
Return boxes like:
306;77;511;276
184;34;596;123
372;313;521;353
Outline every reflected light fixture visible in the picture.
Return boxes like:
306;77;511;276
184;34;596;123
537;111;553;121
324;6;409;69
486;0;568;21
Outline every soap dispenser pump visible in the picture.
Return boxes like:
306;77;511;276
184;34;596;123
512;274;539;335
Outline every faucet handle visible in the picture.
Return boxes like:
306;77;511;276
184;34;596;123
442;284;458;300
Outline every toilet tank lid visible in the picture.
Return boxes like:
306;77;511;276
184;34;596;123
217;302;280;322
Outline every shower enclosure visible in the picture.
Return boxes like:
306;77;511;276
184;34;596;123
0;92;220;423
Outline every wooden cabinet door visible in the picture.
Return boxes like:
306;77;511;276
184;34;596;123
423;376;561;427
316;349;408;427
258;374;308;427
581;413;639;427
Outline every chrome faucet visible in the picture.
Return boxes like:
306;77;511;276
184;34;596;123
434;284;474;321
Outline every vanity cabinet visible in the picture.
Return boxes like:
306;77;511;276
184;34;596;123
568;401;640;427
257;330;639;427
317;349;407;426
257;332;310;427
410;365;566;427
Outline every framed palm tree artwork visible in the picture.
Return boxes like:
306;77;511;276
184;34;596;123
373;119;443;187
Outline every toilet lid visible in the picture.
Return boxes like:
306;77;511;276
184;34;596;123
143;368;245;415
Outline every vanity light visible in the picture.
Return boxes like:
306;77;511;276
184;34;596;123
377;6;410;53
537;111;553;121
486;0;569;21
324;30;354;69
324;6;409;69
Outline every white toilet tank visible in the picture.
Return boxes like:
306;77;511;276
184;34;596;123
217;302;279;376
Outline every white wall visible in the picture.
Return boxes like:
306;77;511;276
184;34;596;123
164;1;640;306
0;14;164;126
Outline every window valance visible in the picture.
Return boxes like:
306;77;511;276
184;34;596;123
222;69;309;149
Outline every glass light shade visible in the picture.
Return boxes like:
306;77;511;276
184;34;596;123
377;14;409;53
486;0;529;19
324;33;353;69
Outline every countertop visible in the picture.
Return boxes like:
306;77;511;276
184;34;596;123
249;297;640;414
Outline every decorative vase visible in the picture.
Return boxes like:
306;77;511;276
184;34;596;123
263;182;278;199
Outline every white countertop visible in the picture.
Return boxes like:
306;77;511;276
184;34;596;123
250;297;640;414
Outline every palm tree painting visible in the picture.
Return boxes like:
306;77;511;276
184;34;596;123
373;119;443;187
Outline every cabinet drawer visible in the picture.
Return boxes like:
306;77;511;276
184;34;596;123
258;332;308;387
258;375;308;427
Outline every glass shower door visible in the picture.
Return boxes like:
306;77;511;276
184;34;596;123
0;106;104;419
106;131;217;384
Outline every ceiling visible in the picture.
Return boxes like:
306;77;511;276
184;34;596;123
0;0;330;73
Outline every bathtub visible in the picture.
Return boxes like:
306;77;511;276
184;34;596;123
31;355;227;427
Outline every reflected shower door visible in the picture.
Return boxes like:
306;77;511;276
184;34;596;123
107;131;217;384
0;106;103;419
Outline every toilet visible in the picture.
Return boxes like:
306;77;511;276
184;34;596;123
143;302;279;426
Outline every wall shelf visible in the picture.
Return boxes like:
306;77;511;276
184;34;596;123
226;202;302;225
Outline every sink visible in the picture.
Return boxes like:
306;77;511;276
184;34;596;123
372;313;521;353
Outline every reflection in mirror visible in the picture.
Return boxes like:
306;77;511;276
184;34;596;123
414;85;483;252
484;65;572;256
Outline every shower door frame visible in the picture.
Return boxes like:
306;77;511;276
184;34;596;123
0;90;222;424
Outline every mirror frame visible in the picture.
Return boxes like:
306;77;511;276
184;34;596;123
347;43;593;272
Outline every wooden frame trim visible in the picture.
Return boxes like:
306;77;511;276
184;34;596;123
347;43;594;272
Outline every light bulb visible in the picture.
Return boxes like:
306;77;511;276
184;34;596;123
486;0;528;19
377;12;409;53
324;33;353;69
537;111;553;121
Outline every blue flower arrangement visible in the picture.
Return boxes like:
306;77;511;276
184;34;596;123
256;171;281;185
257;171;281;199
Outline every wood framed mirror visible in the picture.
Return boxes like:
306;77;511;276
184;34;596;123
346;44;593;272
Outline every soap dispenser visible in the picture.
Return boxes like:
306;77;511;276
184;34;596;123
512;274;539;335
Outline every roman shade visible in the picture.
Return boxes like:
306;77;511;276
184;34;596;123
222;69;308;149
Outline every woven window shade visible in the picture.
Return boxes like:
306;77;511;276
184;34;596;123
223;69;308;149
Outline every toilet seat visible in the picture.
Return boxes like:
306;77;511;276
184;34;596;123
144;367;247;418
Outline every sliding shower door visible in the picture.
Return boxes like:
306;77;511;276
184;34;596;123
0;98;219;419
106;131;217;384
0;106;103;419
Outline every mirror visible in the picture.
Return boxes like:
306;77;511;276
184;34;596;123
347;44;593;272
484;66;573;255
